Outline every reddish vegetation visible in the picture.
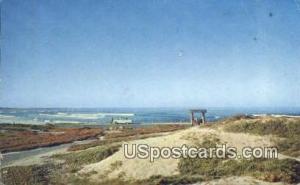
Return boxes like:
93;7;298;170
0;124;187;153
105;124;188;139
0;127;103;153
69;124;189;151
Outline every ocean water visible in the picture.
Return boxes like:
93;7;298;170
0;107;300;125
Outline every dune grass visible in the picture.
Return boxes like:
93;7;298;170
224;118;297;137
53;174;203;185
224;118;300;157
1;144;121;185
63;135;300;184
3;117;300;185
178;135;300;183
1;163;57;185
179;157;300;183
52;144;121;173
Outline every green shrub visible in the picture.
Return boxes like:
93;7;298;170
277;136;300;157
1;163;57;185
224;118;300;157
224;119;290;136
178;135;300;183
137;175;203;185
179;157;300;183
52;144;120;171
58;174;203;185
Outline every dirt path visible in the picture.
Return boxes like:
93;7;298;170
1;139;96;168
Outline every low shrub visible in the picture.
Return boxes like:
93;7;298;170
52;144;121;172
224;118;300;157
1;163;57;185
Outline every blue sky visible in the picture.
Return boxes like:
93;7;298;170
1;0;300;107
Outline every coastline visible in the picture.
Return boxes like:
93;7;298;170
0;123;189;167
1;115;300;184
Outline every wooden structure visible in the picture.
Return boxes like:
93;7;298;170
190;109;207;126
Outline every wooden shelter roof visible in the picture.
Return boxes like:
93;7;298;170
189;109;207;113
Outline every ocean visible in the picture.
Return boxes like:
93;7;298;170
0;107;300;125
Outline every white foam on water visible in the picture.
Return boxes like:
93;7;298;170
52;120;81;124
0;115;16;119
252;114;300;118
39;112;134;120
270;114;300;118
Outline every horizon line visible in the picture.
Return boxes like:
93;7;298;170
1;106;300;109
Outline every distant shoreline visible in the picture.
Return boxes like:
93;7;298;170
252;114;300;118
1;107;300;125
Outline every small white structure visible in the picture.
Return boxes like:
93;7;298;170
111;114;134;124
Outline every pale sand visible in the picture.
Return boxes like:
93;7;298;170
193;176;285;185
79;128;198;180
79;126;291;182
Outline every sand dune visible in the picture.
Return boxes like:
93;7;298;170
80;126;282;182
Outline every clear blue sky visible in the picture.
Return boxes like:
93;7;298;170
1;0;300;108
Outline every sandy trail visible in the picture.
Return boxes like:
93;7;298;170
1;139;96;168
80;126;284;181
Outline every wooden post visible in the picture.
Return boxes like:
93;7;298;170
191;112;194;126
201;111;206;124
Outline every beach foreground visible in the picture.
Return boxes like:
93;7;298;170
1;115;300;185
